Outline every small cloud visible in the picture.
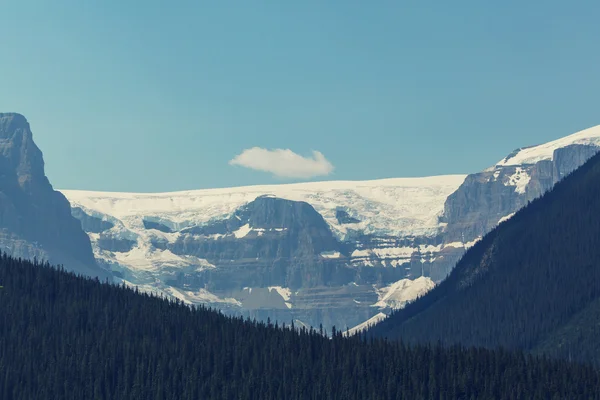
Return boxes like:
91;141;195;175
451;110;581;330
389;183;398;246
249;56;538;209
229;147;334;179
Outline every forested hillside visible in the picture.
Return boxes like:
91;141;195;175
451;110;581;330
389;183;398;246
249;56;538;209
370;151;600;366
0;254;599;399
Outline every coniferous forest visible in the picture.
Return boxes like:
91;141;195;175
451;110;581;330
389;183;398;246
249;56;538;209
370;151;600;366
0;254;599;399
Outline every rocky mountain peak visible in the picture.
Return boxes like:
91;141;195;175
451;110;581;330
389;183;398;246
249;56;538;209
0;112;28;135
0;113;47;192
0;113;107;278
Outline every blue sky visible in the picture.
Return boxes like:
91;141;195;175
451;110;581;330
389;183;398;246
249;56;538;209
1;1;599;192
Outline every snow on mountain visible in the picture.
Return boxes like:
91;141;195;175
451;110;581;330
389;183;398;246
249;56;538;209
164;287;242;307
496;125;600;167
373;276;436;309
498;212;516;225
62;175;467;241
504;167;531;194
343;276;437;336
268;286;292;309
59;124;600;331
344;313;388;336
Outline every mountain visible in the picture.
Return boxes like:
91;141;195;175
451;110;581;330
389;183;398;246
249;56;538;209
441;125;600;244
2;252;599;399
61;124;600;331
370;149;600;365
62;177;459;329
0;113;105;278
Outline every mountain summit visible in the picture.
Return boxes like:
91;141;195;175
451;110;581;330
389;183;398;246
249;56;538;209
0;113;106;278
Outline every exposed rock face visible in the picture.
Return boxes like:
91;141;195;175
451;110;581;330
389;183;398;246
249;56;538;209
142;219;172;233
97;236;137;253
336;209;361;224
169;196;353;290
441;144;599;244
0;113;106;278
72;207;114;233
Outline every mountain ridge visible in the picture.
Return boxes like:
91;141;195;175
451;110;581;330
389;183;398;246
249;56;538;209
59;123;600;331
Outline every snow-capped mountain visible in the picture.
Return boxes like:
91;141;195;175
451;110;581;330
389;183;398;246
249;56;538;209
442;125;600;245
63;175;467;240
61;124;600;331
63;177;461;330
495;124;600;167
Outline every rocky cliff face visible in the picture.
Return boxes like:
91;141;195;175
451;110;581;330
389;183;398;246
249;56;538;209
441;143;600;244
0;113;106;278
169;196;350;290
422;140;600;283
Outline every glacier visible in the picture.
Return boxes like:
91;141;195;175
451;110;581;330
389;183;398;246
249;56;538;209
63;175;468;240
60;124;600;331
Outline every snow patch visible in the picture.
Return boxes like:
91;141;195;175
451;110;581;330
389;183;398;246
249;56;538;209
268;286;292;308
498;212;516;224
344;313;388;336
372;247;415;258
504;167;531;194
121;279;166;298
496;125;600;167
418;244;443;253
321;251;342;259
233;224;252;238
165;287;242;306
113;244;215;272
351;249;372;257
464;237;481;249
443;242;465;249
268;286;291;301
120;280;240;307
373;276;435;309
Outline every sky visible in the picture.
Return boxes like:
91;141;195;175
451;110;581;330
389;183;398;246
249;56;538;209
1;1;599;192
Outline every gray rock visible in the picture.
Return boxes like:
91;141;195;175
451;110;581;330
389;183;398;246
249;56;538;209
441;144;599;248
97;236;137;253
143;219;173;233
335;209;361;224
72;207;115;233
169;196;352;289
0;113;107;278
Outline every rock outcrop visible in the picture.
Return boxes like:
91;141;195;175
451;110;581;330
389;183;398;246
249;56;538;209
441;143;600;244
170;195;351;289
0;113;106;278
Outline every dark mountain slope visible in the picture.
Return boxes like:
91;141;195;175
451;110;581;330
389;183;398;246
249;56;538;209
1;253;599;399
370;150;600;365
532;296;600;363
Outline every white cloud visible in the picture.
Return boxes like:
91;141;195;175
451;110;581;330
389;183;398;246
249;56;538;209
229;147;334;179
